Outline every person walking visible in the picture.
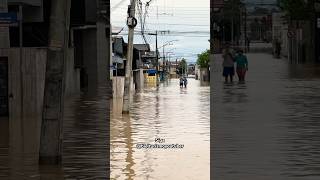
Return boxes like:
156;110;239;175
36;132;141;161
246;37;250;52
179;76;184;87
183;76;188;88
222;44;235;83
275;39;281;58
234;50;248;82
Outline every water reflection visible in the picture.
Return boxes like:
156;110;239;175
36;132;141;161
111;78;210;180
213;53;320;179
0;87;110;179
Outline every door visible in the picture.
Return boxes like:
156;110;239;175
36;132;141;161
0;57;8;148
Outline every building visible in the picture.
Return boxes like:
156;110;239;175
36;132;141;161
272;12;288;57
315;1;320;62
0;0;111;161
167;60;180;78
211;0;225;53
187;63;196;75
112;36;126;77
71;0;110;93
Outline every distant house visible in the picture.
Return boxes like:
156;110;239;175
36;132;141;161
133;44;151;70
188;63;196;75
112;36;127;76
141;51;157;69
168;60;180;78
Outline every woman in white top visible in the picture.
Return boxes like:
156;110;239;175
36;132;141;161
222;45;235;83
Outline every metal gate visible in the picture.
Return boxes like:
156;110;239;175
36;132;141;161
0;57;8;117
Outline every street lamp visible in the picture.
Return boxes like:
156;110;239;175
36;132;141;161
157;39;179;49
157;40;179;81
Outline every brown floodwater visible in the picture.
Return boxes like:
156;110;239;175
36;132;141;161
213;53;320;179
0;79;209;180
111;78;210;180
0;87;110;179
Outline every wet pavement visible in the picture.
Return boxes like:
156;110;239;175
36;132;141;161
111;78;210;180
213;53;320;179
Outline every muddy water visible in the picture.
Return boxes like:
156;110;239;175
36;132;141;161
213;53;320;179
0;88;110;179
111;79;210;180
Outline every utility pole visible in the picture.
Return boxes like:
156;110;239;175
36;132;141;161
40;0;71;164
231;0;234;45
148;31;159;85
123;0;137;113
210;0;214;53
0;0;9;48
155;31;159;85
162;45;165;81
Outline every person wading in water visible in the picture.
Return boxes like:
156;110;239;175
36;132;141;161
235;49;248;82
222;44;235;83
179;76;184;87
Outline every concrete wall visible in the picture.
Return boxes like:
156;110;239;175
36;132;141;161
200;68;209;82
81;23;109;94
96;21;108;87
112;77;124;98
133;69;144;91
82;29;98;93
0;48;47;157
85;0;97;23
65;48;80;97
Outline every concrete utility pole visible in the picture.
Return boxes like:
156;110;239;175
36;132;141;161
162;44;165;79
155;31;159;85
210;0;214;53
147;31;159;85
0;0;9;48
231;0;234;45
123;0;137;113
40;0;71;164
209;0;214;172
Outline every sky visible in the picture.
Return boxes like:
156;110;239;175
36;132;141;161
111;0;210;63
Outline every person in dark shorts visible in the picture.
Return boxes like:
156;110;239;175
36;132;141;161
222;45;235;83
183;76;188;88
179;76;184;87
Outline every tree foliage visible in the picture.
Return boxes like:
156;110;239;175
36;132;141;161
279;0;309;20
178;58;187;75
223;0;244;20
197;50;210;69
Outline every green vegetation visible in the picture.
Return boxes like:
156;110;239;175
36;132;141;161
279;0;309;20
178;58;187;75
223;0;244;21
197;50;210;69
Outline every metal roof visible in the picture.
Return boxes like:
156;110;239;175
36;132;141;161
133;44;150;51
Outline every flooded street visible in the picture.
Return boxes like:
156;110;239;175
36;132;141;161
111;79;210;180
0;88;110;179
213;53;320;179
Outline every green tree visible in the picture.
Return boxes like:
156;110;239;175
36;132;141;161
279;0;309;20
197;50;210;69
223;0;243;21
219;0;245;43
178;58;187;75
